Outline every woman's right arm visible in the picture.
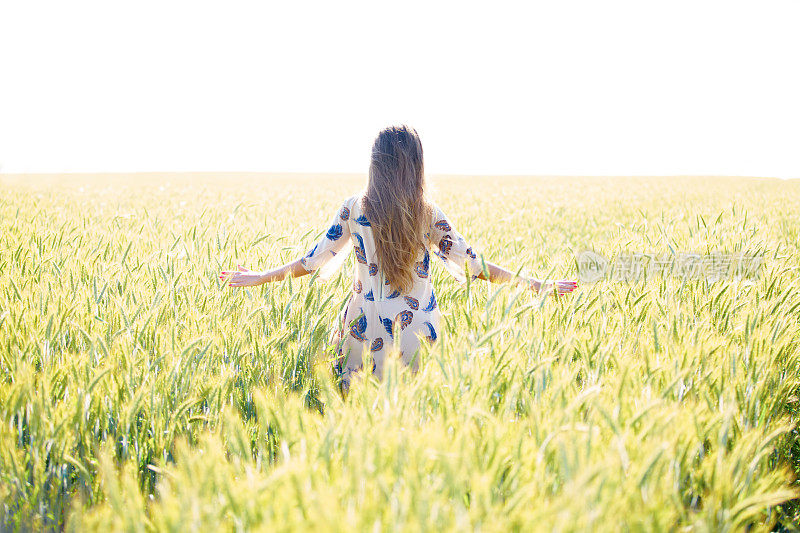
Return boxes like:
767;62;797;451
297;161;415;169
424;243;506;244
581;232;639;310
428;204;577;296
474;262;577;296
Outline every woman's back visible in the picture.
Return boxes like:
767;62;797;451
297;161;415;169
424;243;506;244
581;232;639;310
300;193;485;386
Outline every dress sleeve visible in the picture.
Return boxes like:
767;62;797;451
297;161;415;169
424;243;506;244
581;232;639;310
428;203;485;284
300;197;354;279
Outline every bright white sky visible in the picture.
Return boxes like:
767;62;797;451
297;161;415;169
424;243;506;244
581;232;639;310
1;1;798;177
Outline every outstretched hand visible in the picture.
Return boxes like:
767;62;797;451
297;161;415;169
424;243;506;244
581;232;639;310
530;278;578;297
219;265;265;287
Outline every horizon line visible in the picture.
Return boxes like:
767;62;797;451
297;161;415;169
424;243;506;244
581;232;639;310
0;171;795;181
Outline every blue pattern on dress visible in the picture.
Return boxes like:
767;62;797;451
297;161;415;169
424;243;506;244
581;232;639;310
397;310;413;329
370;338;383;352
381;316;394;338
423;321;437;342
404;296;419;310
355;214;371;226
339;206;350;220
387;289;400;299
326;224;343;241
368;263;378;276
364;289;374;301
353;232;367;264
422;292;437;312
349;313;367;341
415;250;430;278
439;235;453;255
434;220;451;232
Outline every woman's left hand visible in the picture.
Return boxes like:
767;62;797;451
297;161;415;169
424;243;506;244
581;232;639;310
219;265;265;287
529;278;578;296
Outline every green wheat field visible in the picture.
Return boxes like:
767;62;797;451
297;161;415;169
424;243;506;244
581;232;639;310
1;173;799;531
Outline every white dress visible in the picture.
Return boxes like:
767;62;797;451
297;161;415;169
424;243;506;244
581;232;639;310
300;193;484;387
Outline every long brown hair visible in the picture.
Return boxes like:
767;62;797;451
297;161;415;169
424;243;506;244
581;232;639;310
362;125;433;294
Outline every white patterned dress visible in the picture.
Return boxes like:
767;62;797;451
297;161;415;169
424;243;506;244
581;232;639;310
300;193;484;386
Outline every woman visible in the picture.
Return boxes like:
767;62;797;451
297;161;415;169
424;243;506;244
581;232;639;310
220;125;577;388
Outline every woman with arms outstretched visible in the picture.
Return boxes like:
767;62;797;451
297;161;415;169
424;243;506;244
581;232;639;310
220;125;577;389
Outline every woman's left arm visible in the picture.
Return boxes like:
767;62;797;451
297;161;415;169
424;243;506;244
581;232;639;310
219;196;355;288
220;260;311;287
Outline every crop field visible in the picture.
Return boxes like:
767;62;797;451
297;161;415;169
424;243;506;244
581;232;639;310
1;173;799;531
